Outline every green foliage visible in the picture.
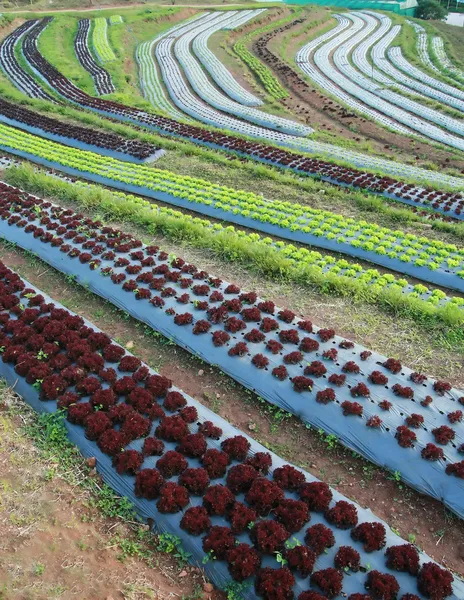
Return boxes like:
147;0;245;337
109;15;123;25
233;40;288;100
231;10;305;100
318;429;339;450
92;18;116;63
416;0;448;20
223;581;251;600
156;533;192;565
89;484;136;521
33;563;45;576
5;163;464;337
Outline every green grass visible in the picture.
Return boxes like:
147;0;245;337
37;15;96;94
36;7;181;103
392;14;464;90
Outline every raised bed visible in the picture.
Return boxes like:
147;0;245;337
169;10;313;137
75;19;115;96
0;98;163;163
92;17;116;64
0;260;462;600
297;14;464;151
0;19;56;103
1;187;463;520
42;171;464;319
10;18;464;199
192;10;264;107
0;123;462;294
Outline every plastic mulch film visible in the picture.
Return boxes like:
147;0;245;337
0;150;461;292
0;195;463;521
1;272;463;599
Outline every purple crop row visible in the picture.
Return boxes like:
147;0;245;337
0;19;55;103
0;260;458;600
0;97;161;160
1;185;463;486
75;19;115;96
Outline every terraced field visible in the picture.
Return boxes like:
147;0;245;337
0;4;463;600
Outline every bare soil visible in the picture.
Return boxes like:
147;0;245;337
0;390;220;600
1;244;464;580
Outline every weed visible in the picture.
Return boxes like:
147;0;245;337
202;550;216;564
318;429;338;450
362;465;376;481
156;533;192;566
387;471;404;490
223;580;252;600
33;562;45;576
284;537;302;549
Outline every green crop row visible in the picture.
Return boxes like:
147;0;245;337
92;17;116;63
0;123;462;283
231;10;304;100
5;162;464;331
233;40;288;100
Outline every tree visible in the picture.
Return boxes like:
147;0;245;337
415;0;448;20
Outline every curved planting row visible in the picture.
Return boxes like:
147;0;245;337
431;37;464;86
298;15;464;151
0;98;163;162
368;19;464;113
295;18;411;138
136;12;205;122
252;15;311;97
170;11;313;136
92;17;115;63
75;19;115;96
192;10;265;107
387;44;464;103
1;188;463;520
155;11;312;141
10;165;464;330
406;20;441;76
332;14;464;145
0;123;463;293
378;43;464;109
0;19;56;102
351;13;433;106
371;25;459;109
232;12;291;101
0;262;462;600
6;18;464;202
